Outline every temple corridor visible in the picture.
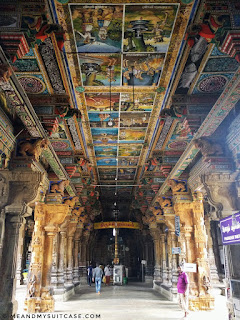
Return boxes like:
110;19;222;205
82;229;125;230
1;0;240;319
15;282;228;320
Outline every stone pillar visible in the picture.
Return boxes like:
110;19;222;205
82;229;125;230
25;202;69;313
0;209;6;267
204;214;219;284
50;233;59;289
0;170;47;319
57;230;67;291
150;226;161;282
160;233;168;285
73;223;83;285
16;221;26;286
191;192;214;310
0;213;25;319
66;207;84;288
170;231;178;291
79;231;90;284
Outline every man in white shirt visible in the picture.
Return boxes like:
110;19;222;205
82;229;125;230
104;264;111;286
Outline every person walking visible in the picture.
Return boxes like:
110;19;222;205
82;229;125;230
92;264;103;294
104;264;111;286
87;262;93;286
177;265;189;318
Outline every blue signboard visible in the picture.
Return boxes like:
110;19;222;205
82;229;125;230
175;215;180;237
220;212;240;245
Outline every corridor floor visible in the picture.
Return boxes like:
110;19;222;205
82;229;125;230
16;282;228;320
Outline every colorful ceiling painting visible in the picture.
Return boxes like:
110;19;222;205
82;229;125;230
6;0;240;224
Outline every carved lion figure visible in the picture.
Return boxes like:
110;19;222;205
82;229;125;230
159;197;172;207
168;180;187;193
50;180;69;195
64;196;79;208
19;138;48;161
150;206;163;216
194;137;224;158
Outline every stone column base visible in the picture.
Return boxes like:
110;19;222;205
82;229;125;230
24;288;54;313
145;275;153;284
189;295;215;311
153;267;161;282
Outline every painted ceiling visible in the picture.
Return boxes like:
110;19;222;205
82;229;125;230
1;0;240;222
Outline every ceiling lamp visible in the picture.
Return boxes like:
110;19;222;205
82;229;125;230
107;65;114;127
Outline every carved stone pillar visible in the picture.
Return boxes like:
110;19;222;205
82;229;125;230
191;192;214;310
0;209;6;267
0;170;46;319
50;233;59;289
25;203;69;313
79;231;90;284
160;233;168;285
0;213;25;319
150;226;161;282
170;231;178;291
66;207;84;288
73;223;83;285
204;214;219;284
15;220;26;286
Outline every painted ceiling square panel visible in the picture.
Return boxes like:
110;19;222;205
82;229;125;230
203;57;239;73
17;75;49;94
91;127;118;143
94;146;117;157
119;144;142;156
12;59;40;72
122;53;164;86
97;158;117;166
119;128;146;142
79;54;121;86
120;112;150;127
51;140;72;151
98;168;117;177
89;112;119;128
118;168;136;175
120;92;155;112
85;93;120;112
118;157;139;166
70;4;123;53
193;73;234;94
123;4;178;53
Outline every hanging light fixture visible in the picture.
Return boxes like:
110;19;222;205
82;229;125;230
132;65;135;110
107;65;114;127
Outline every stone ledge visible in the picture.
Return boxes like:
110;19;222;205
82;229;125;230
153;283;178;302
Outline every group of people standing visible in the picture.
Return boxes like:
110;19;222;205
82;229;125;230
87;263;112;294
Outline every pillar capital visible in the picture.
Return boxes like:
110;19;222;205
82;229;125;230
0;170;47;210
202;172;239;218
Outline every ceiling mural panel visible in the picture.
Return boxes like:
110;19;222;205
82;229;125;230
85;93;120;111
79;54;121;86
